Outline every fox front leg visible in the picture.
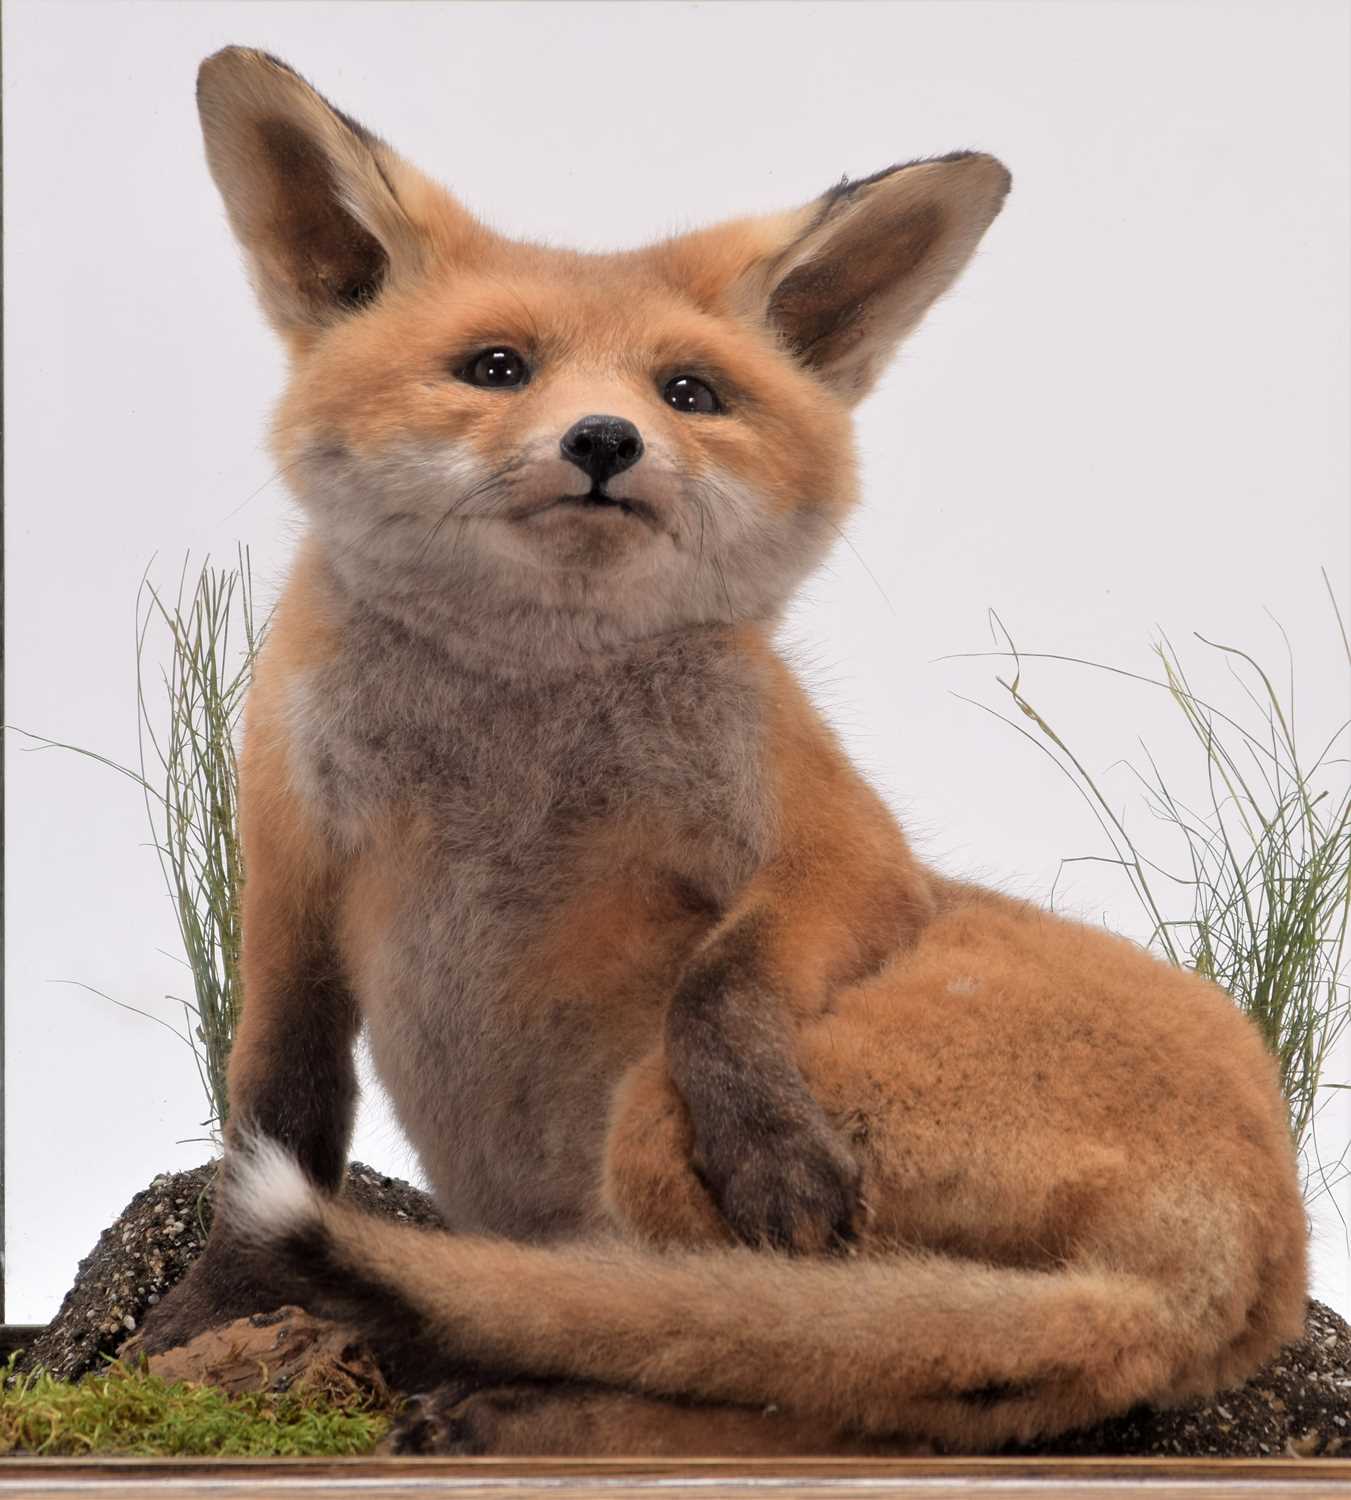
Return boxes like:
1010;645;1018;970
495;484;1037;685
664;912;866;1253
662;678;937;1253
144;958;360;1353
138;949;360;1356
138;704;361;1353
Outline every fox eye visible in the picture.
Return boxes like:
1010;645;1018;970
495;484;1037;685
663;375;721;414
462;348;530;389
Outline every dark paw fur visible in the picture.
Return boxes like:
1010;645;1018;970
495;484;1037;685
386;1388;483;1456
134;1241;283;1355
695;1115;864;1254
386;1382;556;1456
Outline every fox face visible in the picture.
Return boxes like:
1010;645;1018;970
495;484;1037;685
200;49;1009;662
270;249;852;646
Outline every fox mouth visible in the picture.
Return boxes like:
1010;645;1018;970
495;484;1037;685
527;487;658;526
567;488;631;512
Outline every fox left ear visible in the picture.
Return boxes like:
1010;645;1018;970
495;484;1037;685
196;47;472;347
739;152;1011;402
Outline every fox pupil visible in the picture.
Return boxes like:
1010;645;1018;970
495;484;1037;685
464;348;529;388
664;375;720;414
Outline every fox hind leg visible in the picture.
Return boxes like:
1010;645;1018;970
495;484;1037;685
389;1379;927;1457
600;1050;735;1248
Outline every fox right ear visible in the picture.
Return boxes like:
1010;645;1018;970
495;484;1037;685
728;152;1012;403
196;48;453;344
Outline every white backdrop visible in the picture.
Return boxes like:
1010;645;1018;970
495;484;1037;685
5;0;1348;1322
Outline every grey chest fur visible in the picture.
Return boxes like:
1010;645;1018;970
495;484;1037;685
287;605;772;1238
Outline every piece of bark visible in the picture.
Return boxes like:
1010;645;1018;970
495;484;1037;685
143;1306;390;1407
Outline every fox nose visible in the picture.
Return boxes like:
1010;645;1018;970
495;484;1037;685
560;415;644;485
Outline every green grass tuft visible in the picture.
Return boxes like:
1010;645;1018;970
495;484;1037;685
0;1359;389;1458
10;550;266;1142
952;575;1350;1201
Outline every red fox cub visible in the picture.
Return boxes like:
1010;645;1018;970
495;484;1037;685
140;46;1307;1454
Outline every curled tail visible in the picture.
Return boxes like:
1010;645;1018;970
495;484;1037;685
225;1139;1278;1448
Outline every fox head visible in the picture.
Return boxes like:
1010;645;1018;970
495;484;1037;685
198;47;1009;665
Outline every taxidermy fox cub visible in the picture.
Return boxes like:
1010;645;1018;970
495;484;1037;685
140;46;1308;1454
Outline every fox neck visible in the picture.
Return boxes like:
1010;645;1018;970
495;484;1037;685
313;532;766;684
294;539;775;879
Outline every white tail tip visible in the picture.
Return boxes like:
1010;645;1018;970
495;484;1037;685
223;1133;320;1243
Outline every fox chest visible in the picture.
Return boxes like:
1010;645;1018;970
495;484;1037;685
292;635;769;1239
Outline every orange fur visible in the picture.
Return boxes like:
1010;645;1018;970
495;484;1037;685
140;47;1309;1454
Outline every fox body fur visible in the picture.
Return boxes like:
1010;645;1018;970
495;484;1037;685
140;47;1309;1454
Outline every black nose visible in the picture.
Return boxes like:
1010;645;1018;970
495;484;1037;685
560;415;644;485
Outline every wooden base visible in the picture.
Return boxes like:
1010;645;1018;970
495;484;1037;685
0;1456;1348;1497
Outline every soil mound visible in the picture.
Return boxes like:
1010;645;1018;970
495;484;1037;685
17;1160;441;1382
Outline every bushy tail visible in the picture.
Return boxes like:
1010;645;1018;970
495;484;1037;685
225;1139;1244;1448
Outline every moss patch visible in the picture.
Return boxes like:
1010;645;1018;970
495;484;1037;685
0;1359;390;1457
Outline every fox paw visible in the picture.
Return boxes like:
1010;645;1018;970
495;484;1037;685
694;1115;864;1255
134;1242;280;1356
385;1381;585;1457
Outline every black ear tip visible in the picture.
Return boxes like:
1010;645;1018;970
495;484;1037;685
917;151;1013;196
258;50;305;77
196;46;303;100
969;152;1013;199
822;149;1012;213
196;46;254;100
914;150;1014;210
199;43;259;71
195;47;377;148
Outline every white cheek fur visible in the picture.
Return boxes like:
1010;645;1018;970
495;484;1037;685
283;430;834;663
